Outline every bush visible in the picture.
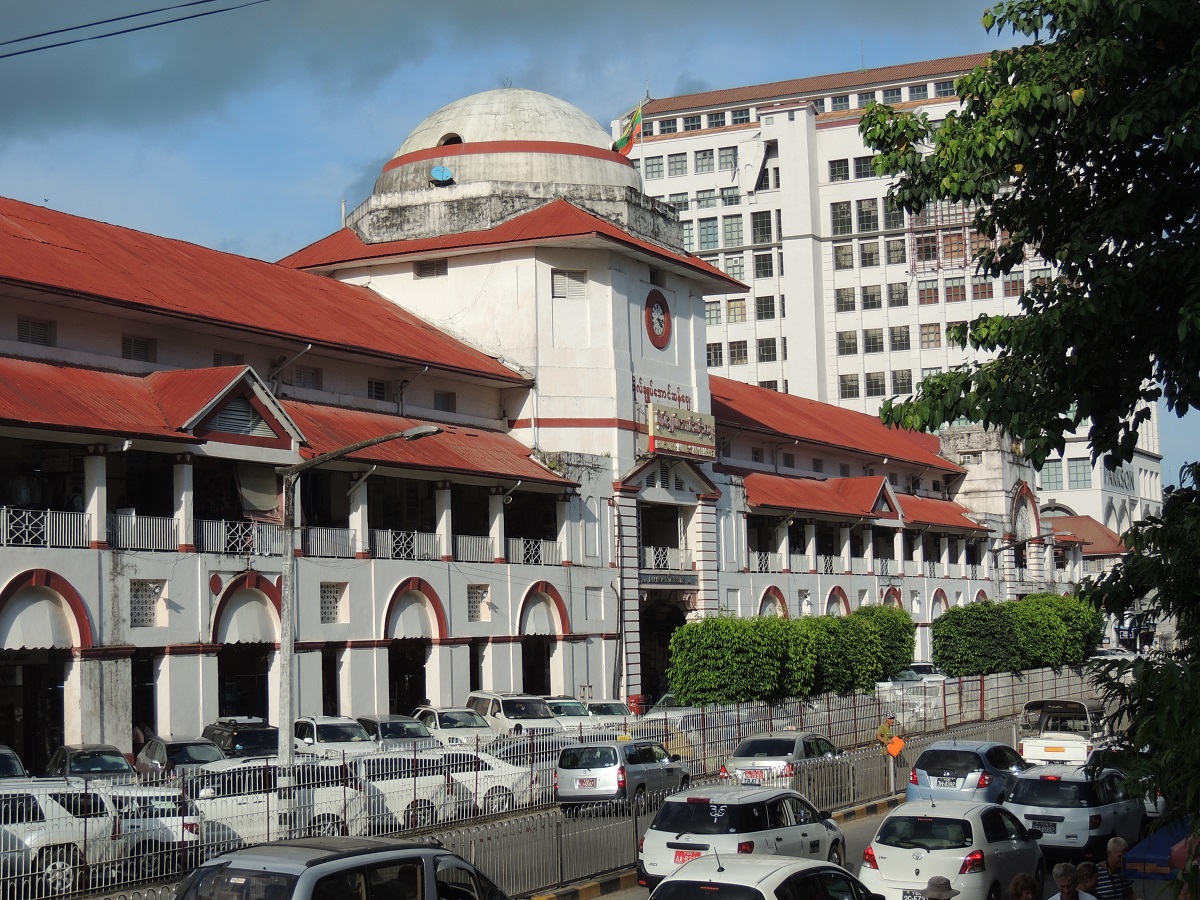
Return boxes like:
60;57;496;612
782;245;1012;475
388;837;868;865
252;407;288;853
839;614;885;690
931;601;1021;676
1006;598;1069;669
1024;593;1104;664
850;605;916;679
795;616;854;695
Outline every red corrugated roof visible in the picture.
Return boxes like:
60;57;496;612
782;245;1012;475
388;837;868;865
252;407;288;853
1050;515;1126;556
145;366;249;429
279;199;745;293
280;400;574;487
709;376;961;474
896;492;988;532
0;197;524;385
643;53;991;115
742;472;896;519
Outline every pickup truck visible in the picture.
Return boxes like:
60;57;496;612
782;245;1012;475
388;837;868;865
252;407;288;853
1017;698;1111;765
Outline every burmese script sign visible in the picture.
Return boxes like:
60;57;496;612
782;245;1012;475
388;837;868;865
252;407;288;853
648;403;716;460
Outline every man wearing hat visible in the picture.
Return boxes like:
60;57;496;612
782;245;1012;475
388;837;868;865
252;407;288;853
877;711;898;754
920;877;960;900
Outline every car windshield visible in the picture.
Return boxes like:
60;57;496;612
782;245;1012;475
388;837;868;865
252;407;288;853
1007;778;1096;807
177;866;298;900
916;749;984;777
500;699;554;719
652;798;767;835
911;664;939;675
891;669;922;682
732;738;797;758
115;794;200;818
588;703;630;717
440;711;488;729
169;743;225;764
315;723;371;743
70;751;132;774
379;721;431;739
654;883;764;900
0;752;26;777
653;693;683;708
548;701;589;717
229;730;278;757
559;746;618;769
876;815;974;850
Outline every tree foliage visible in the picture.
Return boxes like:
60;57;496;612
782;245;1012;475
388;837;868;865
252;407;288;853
797;616;855;695
931;601;1021;676
1024;591;1104;665
859;0;1200;467
1007;597;1069;669
850;604;916;679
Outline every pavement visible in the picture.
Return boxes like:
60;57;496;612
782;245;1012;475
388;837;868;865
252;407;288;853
525;794;908;900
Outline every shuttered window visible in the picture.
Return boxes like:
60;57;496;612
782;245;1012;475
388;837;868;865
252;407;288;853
415;258;448;278
18;317;55;346
122;335;156;362
551;270;587;301
210;396;276;437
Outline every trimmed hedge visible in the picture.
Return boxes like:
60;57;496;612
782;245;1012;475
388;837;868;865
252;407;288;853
850;604;916;680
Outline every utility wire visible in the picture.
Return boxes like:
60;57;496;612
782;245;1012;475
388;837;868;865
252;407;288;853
1;0;221;47
0;0;272;61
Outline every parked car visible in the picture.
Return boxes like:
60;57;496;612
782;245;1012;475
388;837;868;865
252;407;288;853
101;783;207;879
637;785;844;890
858;799;1045;900
720;730;854;810
293;716;375;757
342;751;471;830
485;733;579;804
354;714;441;749
1017;698;1111;766
411;705;497;746
202;717;280;759
906;740;1029;803
650;856;874;900
464;691;564;735
543;696;611;735
555;740;688;809
1001;764;1144;860
174;836;511;900
135;736;225;782
0;745;28;779
45;744;136;780
585;700;636;729
909;662;947;680
441;748;539;814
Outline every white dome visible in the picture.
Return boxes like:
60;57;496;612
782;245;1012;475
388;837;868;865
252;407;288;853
395;88;614;156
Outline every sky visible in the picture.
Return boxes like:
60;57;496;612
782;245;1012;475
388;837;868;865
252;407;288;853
1;0;1195;483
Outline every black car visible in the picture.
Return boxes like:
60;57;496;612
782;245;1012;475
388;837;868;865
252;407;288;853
201;716;281;758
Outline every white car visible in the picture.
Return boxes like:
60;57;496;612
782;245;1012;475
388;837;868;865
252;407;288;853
344;751;472;830
858;799;1045;900
293;716;376;758
465;691;564;735
544;696;613;736
102;783;206;880
650;855;875;900
585;700;637;730
441;748;538;814
413;706;497;746
638;785;845;891
1001;764;1144;859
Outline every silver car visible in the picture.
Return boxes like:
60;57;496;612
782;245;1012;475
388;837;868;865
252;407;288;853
721;731;854;808
555;740;688;808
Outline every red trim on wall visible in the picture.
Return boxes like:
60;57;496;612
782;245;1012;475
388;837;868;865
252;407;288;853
509;417;644;432
386;577;448;640
78;644;136;660
883;586;903;608
382;140;635;173
759;585;789;618
161;643;222;656
522;580;572;636
827;585;850;615
0;569;94;650
644;290;672;350
211;572;283;642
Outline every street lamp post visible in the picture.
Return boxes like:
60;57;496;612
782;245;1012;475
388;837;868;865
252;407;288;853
274;424;441;767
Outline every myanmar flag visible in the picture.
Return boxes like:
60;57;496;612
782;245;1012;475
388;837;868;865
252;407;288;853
613;104;643;157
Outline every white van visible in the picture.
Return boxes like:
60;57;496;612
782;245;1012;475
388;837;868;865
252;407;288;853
464;692;563;735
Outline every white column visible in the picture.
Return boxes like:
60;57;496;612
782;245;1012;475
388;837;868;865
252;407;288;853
348;476;370;558
84;446;108;548
914;533;926;574
489;488;507;563
839;525;852;574
863;527;875;573
435;481;453;561
173;453;195;551
426;642;469;707
157;653;218;737
940;534;951;578
341;646;387;714
64;655;132;751
557;494;574;565
777;519;791;572
805;522;817;572
894;530;906;574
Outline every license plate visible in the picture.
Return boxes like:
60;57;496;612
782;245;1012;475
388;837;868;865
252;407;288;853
745;769;764;779
575;778;596;789
1031;821;1057;834
674;850;702;864
904;890;926;900
936;777;958;787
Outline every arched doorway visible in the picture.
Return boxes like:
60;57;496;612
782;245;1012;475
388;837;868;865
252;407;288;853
825;587;849;616
518;584;567;696
639;593;690;701
758;587;788;618
384;590;434;714
214;589;278;719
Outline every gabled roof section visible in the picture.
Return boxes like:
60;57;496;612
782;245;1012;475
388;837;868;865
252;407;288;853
643;53;991;115
617;455;721;498
1050;515;1126;556
740;471;895;521
280;400;574;488
146;366;302;448
710;376;961;475
0;196;525;385
279;199;746;295
895;492;989;533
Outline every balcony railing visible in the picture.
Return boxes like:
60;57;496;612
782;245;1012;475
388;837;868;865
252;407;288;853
507;538;562;566
106;513;177;551
851;557;869;575
751;550;782;573
456;534;495;563
818;554;838;575
968;563;980;579
196;519;283;556
303;526;356;558
371;529;440;561
1015;565;1029;582
925;559;939;578
641;545;692;570
0;507;89;548
877;557;893;576
789;551;811;572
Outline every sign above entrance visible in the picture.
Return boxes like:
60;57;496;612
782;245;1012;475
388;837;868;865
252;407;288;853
641;572;699;586
648;403;716;460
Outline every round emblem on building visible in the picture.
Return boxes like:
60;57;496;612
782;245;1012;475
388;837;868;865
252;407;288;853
644;289;671;349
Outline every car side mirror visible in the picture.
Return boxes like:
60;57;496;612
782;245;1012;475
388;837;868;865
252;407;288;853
303;736;314;745
198;787;216;800
1027;829;1042;840
669;754;682;762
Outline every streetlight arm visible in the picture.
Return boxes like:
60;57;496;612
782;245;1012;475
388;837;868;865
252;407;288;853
277;424;442;479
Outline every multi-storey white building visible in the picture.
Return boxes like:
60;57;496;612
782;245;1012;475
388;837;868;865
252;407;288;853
619;53;1162;539
0;87;1075;773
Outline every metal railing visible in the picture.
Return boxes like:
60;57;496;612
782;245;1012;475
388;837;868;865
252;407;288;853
925;559;939;578
877;557;892;576
455;534;494;563
752;550;782;573
0;507;89;548
195;520;282;556
302;526;356;558
507;538;562;566
789;552;811;572
819;554;838;575
851;556;869;575
641;545;692;570
107;514;178;551
371;528;440;561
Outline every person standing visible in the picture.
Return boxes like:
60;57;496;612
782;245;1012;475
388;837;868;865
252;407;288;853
1049;863;1099;900
1094;837;1136;900
876;711;897;753
1076;862;1099;897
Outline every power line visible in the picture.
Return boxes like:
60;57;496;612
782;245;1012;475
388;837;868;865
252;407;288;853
1;1;221;47
0;0;273;61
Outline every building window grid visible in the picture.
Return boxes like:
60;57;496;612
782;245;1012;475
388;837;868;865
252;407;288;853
837;331;858;355
725;256;744;280
910;84;929;101
708;112;727;128
728;298;747;322
856;198;879;232
718;147;738;170
973;274;994;299
865;372;887;396
882;87;903;104
754;253;774;278
918;279;940;305
696;189;717;209
831;94;850;111
721;187;740;206
706;342;724;367
755;296;776;320
884;203;905;230
1067;458;1092;490
757;338;777;363
857;92;876;108
935;80;956;98
854;156;875;179
732;108;751;125
658;118;677;134
467;584;489;622
752;211;773;244
644;156;663;180
889;325;911;351
683;115;701;131
830;202;852;236
920;323;942;349
835;288;856;313
886;239;906;264
729;340;749;365
829;159;849;182
1004;272;1026;297
705;301;722;325
859;241;880;267
698;218;719;250
862;285;882;310
863;328;884;354
320;582;346;625
833;244;854;270
669;193;689;212
667;153;687;176
695;149;714;172
888;283;909;307
682;222;694;251
724;215;743;247
839;374;860;399
945;277;966;303
1041;460;1064;491
892;369;913;393
129;580;164;628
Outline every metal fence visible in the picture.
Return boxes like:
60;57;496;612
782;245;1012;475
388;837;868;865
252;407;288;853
69;665;1094;900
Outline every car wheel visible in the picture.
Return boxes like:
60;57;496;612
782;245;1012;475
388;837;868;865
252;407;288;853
483;787;514;815
827;840;843;867
986;883;1001;900
39;846;80;895
632;786;648;814
136;842;170;880
405;799;437;829
311;815;346;837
